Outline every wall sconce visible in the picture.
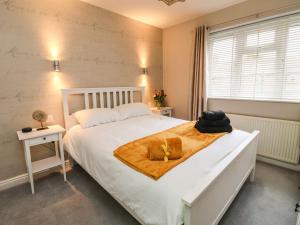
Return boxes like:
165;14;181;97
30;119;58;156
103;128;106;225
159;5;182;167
53;60;60;72
142;67;148;75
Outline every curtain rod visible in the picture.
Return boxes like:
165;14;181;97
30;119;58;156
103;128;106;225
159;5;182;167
208;3;300;34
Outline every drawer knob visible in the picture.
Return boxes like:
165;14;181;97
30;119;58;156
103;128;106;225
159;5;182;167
43;137;46;140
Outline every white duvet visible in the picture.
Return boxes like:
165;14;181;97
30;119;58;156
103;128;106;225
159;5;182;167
64;115;250;225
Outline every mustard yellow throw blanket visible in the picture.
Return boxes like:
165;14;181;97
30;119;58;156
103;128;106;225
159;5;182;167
114;122;225;180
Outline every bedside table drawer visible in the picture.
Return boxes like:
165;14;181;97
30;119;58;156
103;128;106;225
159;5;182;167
161;109;169;114
151;107;172;117
29;133;59;146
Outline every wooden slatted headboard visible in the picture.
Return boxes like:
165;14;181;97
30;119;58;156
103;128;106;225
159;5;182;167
61;87;145;130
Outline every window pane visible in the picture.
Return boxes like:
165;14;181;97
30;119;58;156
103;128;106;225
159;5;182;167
257;51;277;74
207;13;300;102
283;25;300;100
259;30;275;45
247;33;258;47
208;37;234;97
240;54;256;98
246;30;275;47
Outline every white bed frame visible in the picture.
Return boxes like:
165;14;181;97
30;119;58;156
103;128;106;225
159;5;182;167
61;87;259;225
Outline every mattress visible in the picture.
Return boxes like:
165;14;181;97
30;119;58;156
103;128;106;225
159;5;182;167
63;114;250;225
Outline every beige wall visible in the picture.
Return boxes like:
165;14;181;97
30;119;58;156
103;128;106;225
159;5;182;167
0;0;162;180
163;0;300;121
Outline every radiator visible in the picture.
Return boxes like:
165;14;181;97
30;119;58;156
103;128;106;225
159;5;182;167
228;114;300;164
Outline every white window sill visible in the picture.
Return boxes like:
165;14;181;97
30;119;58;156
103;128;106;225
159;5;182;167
207;97;300;104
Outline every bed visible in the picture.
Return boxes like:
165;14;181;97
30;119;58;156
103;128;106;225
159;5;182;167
61;87;259;225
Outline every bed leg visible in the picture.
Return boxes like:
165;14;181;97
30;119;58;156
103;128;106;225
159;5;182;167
250;166;255;182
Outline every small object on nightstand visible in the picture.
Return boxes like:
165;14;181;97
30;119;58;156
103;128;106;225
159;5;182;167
16;125;66;194
22;127;32;133
153;89;167;108
151;107;173;117
32;110;49;131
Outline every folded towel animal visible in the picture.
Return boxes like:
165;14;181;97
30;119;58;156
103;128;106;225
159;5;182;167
198;116;230;127
147;137;183;162
202;110;225;121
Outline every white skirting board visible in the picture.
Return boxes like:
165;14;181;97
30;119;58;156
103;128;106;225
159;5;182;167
0;173;29;192
257;156;300;172
0;161;72;192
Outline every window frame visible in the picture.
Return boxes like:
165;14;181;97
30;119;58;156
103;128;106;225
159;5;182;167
206;13;300;103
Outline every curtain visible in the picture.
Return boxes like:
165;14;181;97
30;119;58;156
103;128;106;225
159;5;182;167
190;25;207;121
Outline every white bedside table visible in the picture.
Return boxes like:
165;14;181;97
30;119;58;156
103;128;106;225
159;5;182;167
151;107;173;117
17;125;66;194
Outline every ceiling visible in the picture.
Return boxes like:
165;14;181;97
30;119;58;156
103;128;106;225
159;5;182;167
81;0;247;28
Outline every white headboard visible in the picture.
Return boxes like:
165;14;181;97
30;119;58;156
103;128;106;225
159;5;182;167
61;87;145;130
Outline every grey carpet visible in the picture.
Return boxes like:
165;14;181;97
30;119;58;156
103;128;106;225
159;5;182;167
0;162;299;225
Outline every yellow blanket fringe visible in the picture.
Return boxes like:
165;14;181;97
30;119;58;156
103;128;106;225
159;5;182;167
114;122;225;180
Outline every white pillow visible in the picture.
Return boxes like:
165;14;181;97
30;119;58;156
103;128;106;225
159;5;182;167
115;103;151;120
74;108;119;128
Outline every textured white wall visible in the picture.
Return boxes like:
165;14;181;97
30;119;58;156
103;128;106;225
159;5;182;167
0;0;163;180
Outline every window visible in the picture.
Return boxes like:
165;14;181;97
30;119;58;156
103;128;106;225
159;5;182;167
207;13;300;102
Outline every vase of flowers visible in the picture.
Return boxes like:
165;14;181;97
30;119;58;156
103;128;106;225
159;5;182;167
153;89;167;109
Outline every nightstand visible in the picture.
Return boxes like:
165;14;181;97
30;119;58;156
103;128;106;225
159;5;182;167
151;107;173;117
17;125;66;194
